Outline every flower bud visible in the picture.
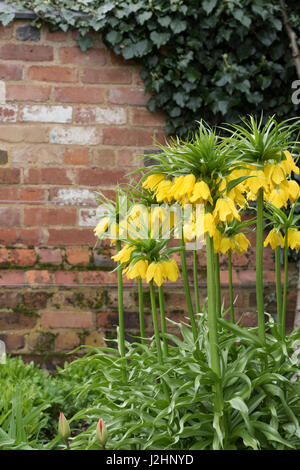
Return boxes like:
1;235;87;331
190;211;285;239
58;412;70;440
96;418;108;446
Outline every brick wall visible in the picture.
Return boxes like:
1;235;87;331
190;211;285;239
0;20;297;368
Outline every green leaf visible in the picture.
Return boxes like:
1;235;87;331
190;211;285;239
78;35;94;52
228;397;248;414
106;30;122;45
202;0;218;15
150;31;171;48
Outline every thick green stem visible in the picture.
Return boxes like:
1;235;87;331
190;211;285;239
256;188;266;343
206;234;223;413
281;231;289;339
275;246;283;329
149;281;164;364
215;252;221;318
158;285;168;357
180;236;199;346
228;250;235;323
193;250;201;313
116;239;127;382
138;278;146;345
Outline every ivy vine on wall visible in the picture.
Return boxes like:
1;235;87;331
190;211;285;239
0;0;299;136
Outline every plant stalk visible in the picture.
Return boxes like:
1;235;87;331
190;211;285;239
149;280;164;365
275;246;283;330
281;230;289;339
138;278;146;345
228;250;235;323
158;285;169;357
193;250;201;313
215;252;221;318
256;188;266;343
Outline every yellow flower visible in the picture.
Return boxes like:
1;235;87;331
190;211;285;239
112;244;135;263
280;151;299;176
227;186;247;208
183;221;196;242
146;262;165;286
162;259;180;282
246;170;268;197
126;259;149;280
143;173;165;191
155;179;173;203
204;213;217;237
219;236;235;254
94;217;110;237
285;228;300;250
264;163;286;186
233;233;251;255
190;180;213;204
176;174;196;200
265;184;289;209
213;197;240;223
286;179;300;203
264;229;284;250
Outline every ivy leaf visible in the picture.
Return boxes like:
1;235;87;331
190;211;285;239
137;11;152;25
150;31;171;48
157;16;172;28
122;39;152;59
0;11;14;27
232;9;252;28
170;19;187;34
202;0;218;15
173;92;186;107
78;34;94;52
106;30;122;45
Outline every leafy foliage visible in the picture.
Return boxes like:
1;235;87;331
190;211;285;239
1;316;300;450
0;0;299;135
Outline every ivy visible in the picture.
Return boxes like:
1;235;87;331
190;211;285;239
0;0;299;136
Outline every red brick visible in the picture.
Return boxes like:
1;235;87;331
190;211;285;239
23;291;48;309
77;168;126;186
54;86;105;104
54;271;80;285
24;208;77;226
28;65;77;82
11;146;63;167
0;228;40;245
0;44;53;61
25;168;72;185
0;270;25;286
154;131;168;145
81;271;117;284
0;127;49;144
6;85;51;102
103;128;153;146
91;148;116;168
48;229;95;246
0;63;23;80
0;24;14;40
0;187;46;203
66;247;90;265
37;248;62;265
109;51;135;66
0;313;36;330
264;270;276;284
0;334;25;350
0;168;20;184
233;311;257;328
82;67;132;84
231;252;249;267
59;47;106;66
0;248;9;265
0;291;22;308
108;87;150;105
116;148;139;168
64;148;90;166
130;108;165;126
84;332;105;347
238;270;256;284
27;270;52;284
55;331;81;350
220;269;239;285
10;249;36;267
45;30;72;42
41;311;93;328
96;311;118;328
0;208;20;227
0;105;17;122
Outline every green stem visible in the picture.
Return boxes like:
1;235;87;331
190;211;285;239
215;252;221;318
138;278;146;345
206;234;223;414
149;281;164;365
193;250;201;313
158;285;168;357
116;194;127;382
275;246;282;330
256;188;266;343
228;250;234;323
281;230;289;339
180;235;199;346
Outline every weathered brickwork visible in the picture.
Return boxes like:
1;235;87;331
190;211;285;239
0;21;297;366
